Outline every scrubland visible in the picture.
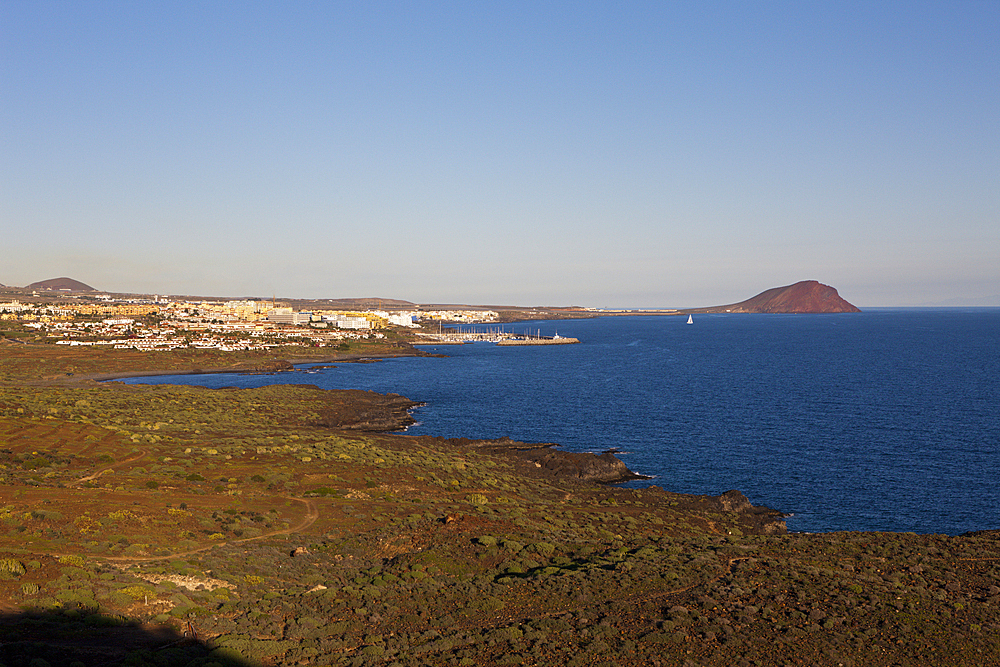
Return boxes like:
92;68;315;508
1;339;999;666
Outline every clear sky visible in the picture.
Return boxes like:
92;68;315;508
3;2;997;307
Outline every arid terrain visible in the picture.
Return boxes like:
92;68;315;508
1;331;999;666
688;281;861;314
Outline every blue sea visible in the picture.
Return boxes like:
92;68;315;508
120;309;1000;536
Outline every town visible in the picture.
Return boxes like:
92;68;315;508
0;295;501;352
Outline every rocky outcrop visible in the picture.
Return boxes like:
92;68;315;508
519;448;645;483
462;437;646;484
710;489;787;534
717;489;754;512
696;280;860;314
313;389;420;432
640;486;787;535
245;359;295;373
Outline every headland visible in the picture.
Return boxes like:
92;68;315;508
685;280;861;314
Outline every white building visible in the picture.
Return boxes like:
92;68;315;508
333;316;369;330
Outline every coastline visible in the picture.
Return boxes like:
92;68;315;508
42;346;785;524
37;349;437;386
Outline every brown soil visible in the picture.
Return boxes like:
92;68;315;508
0;343;997;667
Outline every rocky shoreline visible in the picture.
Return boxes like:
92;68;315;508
420;436;788;535
53;348;789;537
279;362;789;534
37;349;435;386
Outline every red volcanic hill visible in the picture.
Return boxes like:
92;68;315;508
697;281;860;314
26;277;96;292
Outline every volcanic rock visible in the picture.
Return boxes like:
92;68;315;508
697;280;860;314
26;277;96;292
464;438;646;484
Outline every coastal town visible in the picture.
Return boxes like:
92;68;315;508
0;278;863;352
0;293;504;351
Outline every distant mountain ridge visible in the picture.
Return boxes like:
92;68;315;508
287;297;417;310
695;280;860;314
3;277;862;313
26;277;96;292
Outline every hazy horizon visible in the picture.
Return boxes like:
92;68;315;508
3;276;998;311
3;2;997;307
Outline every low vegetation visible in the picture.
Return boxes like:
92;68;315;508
0;341;998;666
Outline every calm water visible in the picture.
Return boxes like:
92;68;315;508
120;309;1000;535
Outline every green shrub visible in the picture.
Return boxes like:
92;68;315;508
117;584;157;599
487;626;523;642
474;596;505;613
531;542;556;557
0;557;26;576
501;539;524;552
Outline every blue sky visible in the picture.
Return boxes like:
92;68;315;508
3;1;997;307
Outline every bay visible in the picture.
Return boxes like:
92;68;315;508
119;308;1000;535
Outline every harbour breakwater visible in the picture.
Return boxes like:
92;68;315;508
497;335;579;345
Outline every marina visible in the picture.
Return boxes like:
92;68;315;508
414;325;580;346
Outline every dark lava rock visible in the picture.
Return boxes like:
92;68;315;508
314;390;420;432
463;438;645;483
525;448;645;484
716;489;754;512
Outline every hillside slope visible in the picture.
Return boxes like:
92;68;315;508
26;277;96;292
698;280;860;314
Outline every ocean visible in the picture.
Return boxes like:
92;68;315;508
119;308;1000;536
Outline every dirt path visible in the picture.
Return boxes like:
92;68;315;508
73;449;148;484
12;497;319;567
94;496;319;563
99;497;320;564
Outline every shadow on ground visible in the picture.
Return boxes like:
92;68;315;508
0;608;254;667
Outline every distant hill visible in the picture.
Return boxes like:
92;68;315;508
26;277;96;292
695;280;860;314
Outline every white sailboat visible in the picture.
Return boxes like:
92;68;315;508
686;314;693;325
